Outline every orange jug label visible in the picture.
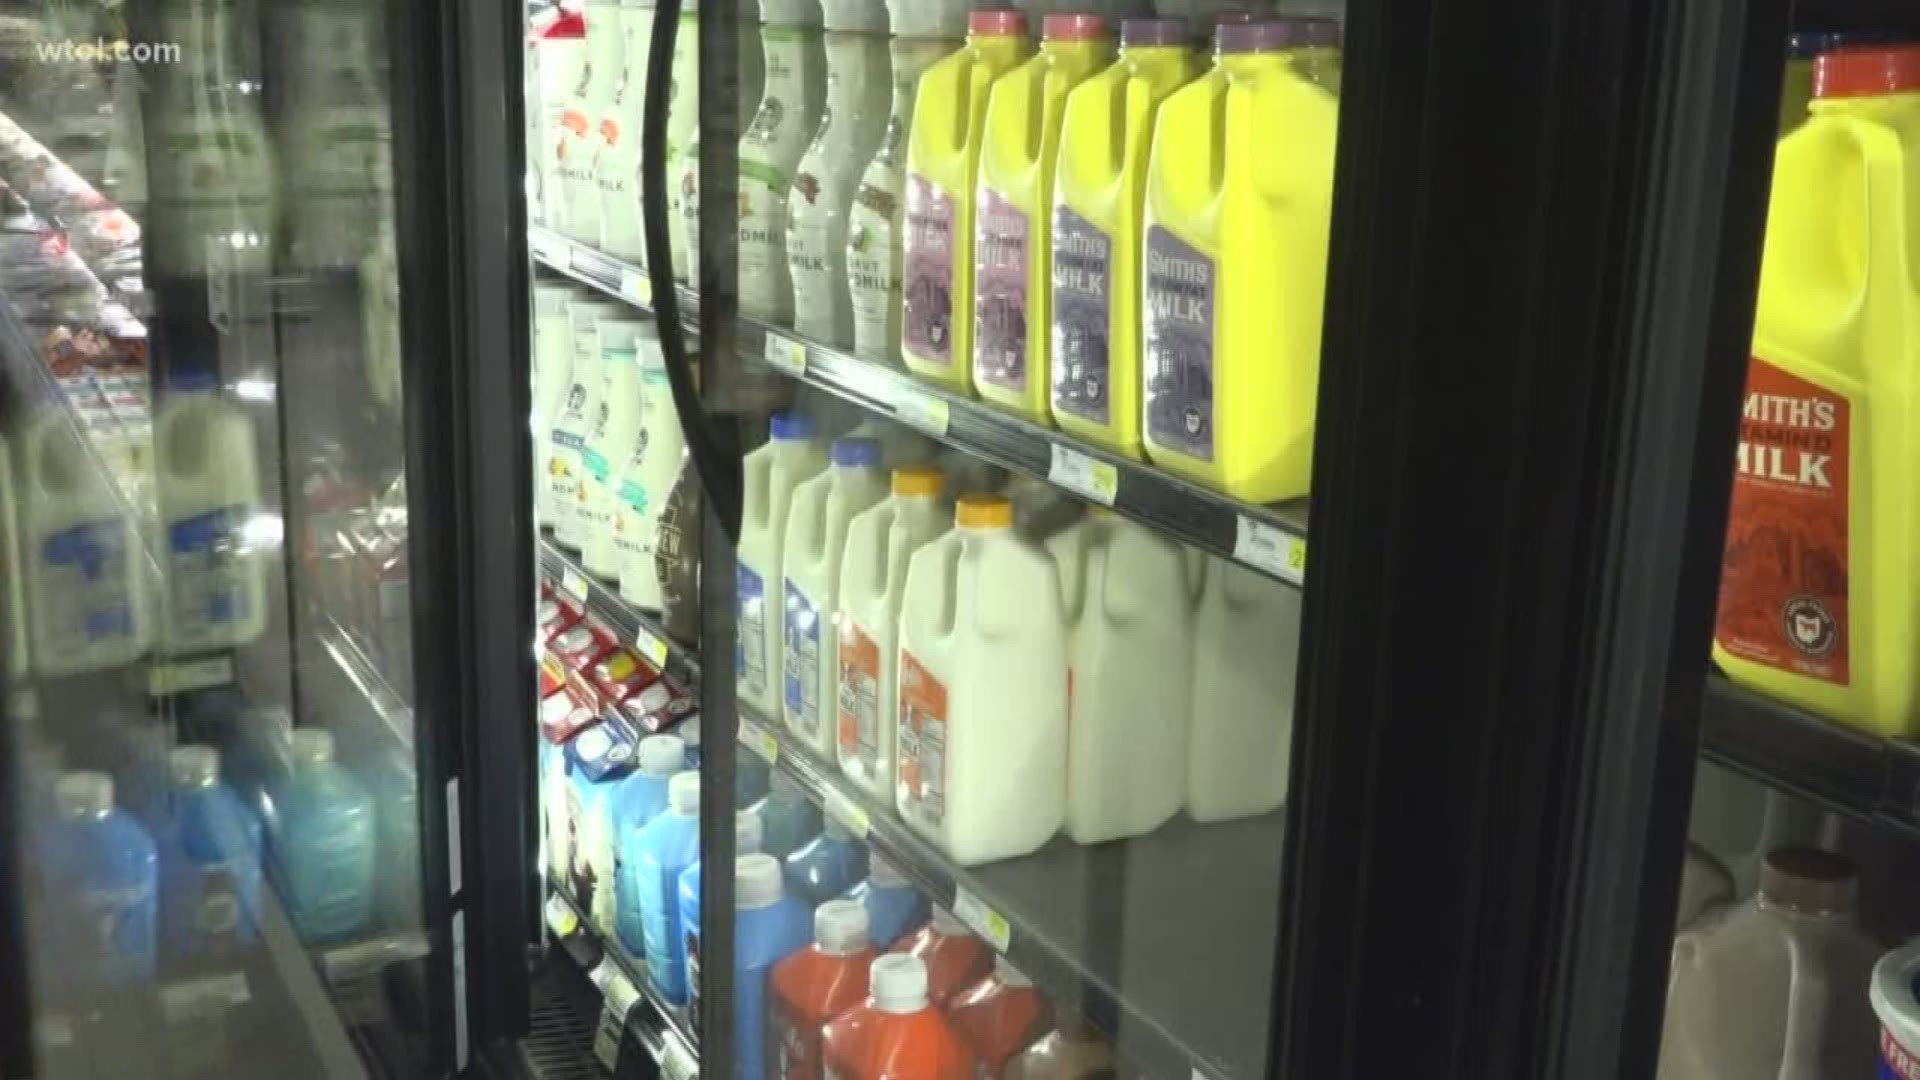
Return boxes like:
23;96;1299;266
837;619;882;769
1715;356;1851;684
904;176;957;365
898;649;950;823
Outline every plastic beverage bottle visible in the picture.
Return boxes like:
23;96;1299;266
597;0;657;259
972;15;1115;422
627;771;703;1002
1050;19;1201;456
785;818;871;904
20;408;150;677
762;770;826;859
845;0;970;364
889;905;992;1006
582;318;654;578
770;899;877;1080
835;465;949;799
737;0;829;323
673;0;768;283
274;730;377;943
1142;18;1339;502
823;953;979;1078
1712;45;1920;736
1004;1016;1116;1080
677;808;768;1024
532;281;580;530
902;11;1035;391
897;494;1068;864
612;734;687;951
550;298;624;550
529;8;587;230
783;438;891;754
155;383;269;654
1189;555;1298;822
843;853;929;948
731;854;815;1079
562;0;626;244
1657;847;1881;1079
948;956;1052;1077
739;411;833;718
1051;510;1191;843
613;326;685;608
787;0;893;346
162;746;263;963
46;772;159;989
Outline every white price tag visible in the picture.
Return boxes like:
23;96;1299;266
586;956;618;994
560;566;590;604
740;718;780;764
159;972;251;1023
952;887;1012;952
592;970;642;1070
530;231;559;263
1233;516;1307;585
763;332;808;376
1048;445;1119;506
891;385;950;436
662;1032;699;1080
147;655;234;697
544;894;580;939
636;625;672;669
620;267;653;307
822;784;871;838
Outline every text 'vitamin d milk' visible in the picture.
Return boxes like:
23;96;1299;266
739;411;831;719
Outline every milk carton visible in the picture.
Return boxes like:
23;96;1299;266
532;282;580;530
155;385;269;654
582;319;653;579
550;298;624;550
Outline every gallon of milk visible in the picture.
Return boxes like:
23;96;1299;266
971;14;1114;424
1051;510;1189;843
596;0;656;260
1050;19;1200;457
901;11;1033;392
551;298;623;550
782;438;891;756
739;411;833;719
614;328;686;609
786;0;893;346
530;9;587;231
155;385;269;655
673;0;768;284
1142;17;1339;502
21;409;151;677
562;0;626;245
1189;554;1297;821
836;465;948;799
533;282;579;530
897;493;1066;864
737;0;828;323
583;319;653;579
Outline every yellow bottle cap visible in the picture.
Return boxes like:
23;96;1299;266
956;494;1013;529
893;466;945;497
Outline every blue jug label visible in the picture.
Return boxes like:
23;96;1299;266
783;581;822;740
182;858;251;953
41;518;135;647
1144;225;1216;462
738;565;768;700
168;504;253;634
1051;207;1113;424
974;189;1030;391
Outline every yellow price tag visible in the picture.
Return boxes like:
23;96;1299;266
823;785;871;838
1047;445;1119;507
1233;516;1307;585
560;567;590;604
544;894;580;939
763;332;808;376
636;626;671;669
952;888;1012;952
892;386;950;436
740;719;780;764
620;268;652;307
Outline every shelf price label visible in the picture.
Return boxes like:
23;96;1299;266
952;887;1012;952
592;969;642;1071
530;231;560;263
147;655;234;697
619;268;652;307
661;1032;699;1080
560;566;590;604
159;972;251;1024
740;718;780;764
1233;516;1307;585
635;625;671;669
1048;445;1119;507
822;784;871;838
891;384;950;437
544;894;580;939
764;332;808;376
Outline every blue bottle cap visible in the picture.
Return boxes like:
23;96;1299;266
770;410;813;440
832;437;882;468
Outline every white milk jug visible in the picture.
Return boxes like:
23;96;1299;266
897;493;1067;865
614;331;687;609
529;8;586;229
533;282;580;530
737;0;828;322
582;319;653;579
598;0;656;259
562;0;625;245
738;411;832;718
551;298;624;550
786;0;892;346
20;409;152;676
781;438;890;755
1051;510;1190;843
673;0;768;283
835;465;948;800
1189;555;1297;822
155;387;269;655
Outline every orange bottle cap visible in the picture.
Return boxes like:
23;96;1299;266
1814;45;1920;99
893;466;945;497
956;494;1013;529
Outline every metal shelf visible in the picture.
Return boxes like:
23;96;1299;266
544;885;700;1078
528;227;1309;589
540;538;702;689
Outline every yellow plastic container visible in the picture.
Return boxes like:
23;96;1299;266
1050;18;1200;457
1713;45;1920;737
901;9;1033;393
1141;18;1338;502
971;14;1115;423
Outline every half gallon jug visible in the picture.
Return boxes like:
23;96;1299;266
1188;554;1297;821
738;0;829;322
582;319;652;579
550;298;624;550
155;385;269;655
739;411;832;719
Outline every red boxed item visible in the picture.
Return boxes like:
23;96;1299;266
591;647;661;707
621;675;696;733
540;591;583;645
542;621;616;743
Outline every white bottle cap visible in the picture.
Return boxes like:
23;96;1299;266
823;0;888;31
737;853;785;909
824;817;854;841
54;771;114;819
636;734;687;777
168;745;221;789
738;807;765;853
930;904;969;937
814;898;871;954
668;771;701;815
870;954;930;1014
995;954;1031;988
599;318;645;351
292;728;336;767
869;854;908;889
887;0;969;37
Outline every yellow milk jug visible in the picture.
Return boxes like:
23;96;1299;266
1050;18;1200;457
971;13;1114;423
1713;45;1920;737
1141;18;1339;502
901;10;1033;393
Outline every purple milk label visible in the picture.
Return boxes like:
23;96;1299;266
1051;206;1113;423
902;174;955;366
973;189;1030;391
1144;225;1216;462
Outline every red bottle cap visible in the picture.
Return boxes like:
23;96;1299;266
1813;44;1920;99
1042;12;1108;41
968;9;1027;36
